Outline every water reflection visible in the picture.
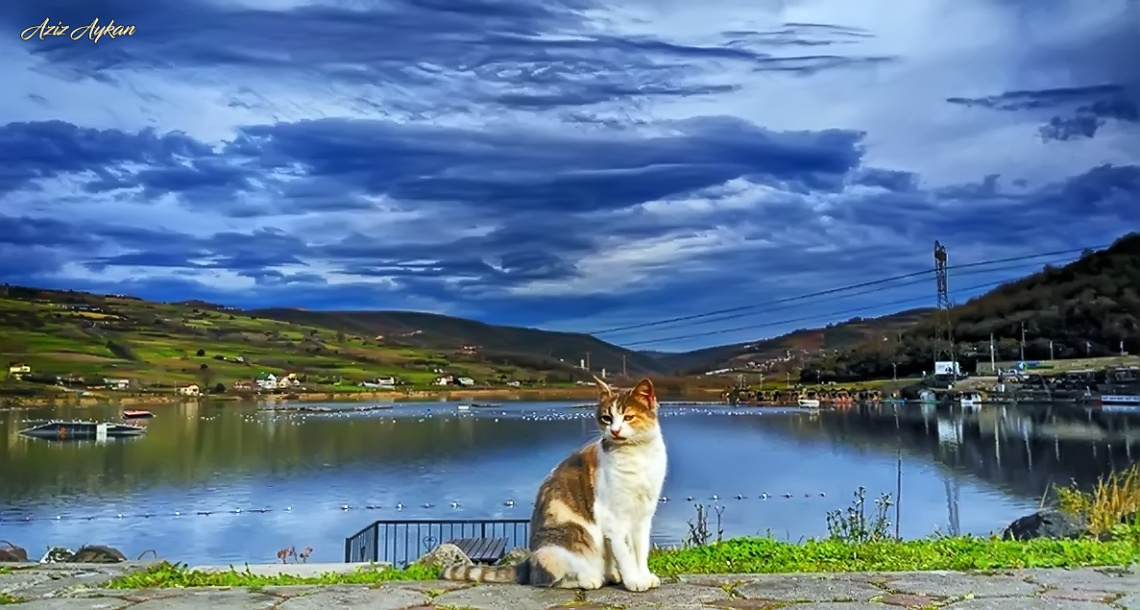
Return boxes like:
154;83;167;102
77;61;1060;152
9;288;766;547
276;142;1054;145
0;400;1134;564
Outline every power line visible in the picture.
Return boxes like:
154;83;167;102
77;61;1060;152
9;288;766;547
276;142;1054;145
589;244;1103;337
620;278;1011;348
602;257;1077;339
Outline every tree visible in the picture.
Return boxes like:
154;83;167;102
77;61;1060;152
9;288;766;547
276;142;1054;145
196;348;206;357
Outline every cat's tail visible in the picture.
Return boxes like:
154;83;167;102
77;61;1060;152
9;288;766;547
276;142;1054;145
440;557;530;583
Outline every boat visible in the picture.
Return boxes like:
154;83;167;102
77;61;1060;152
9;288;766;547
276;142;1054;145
959;392;981;408
19;421;147;441
122;409;154;419
1099;394;1140;406
470;403;501;409
457;404;471;411
797;398;821;409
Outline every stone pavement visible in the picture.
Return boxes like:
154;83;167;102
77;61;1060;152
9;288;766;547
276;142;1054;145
1;562;1139;609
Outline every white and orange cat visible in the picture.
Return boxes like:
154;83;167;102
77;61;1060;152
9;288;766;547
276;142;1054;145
442;376;667;591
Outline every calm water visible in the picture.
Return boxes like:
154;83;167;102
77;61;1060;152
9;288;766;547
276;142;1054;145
1;400;1137;565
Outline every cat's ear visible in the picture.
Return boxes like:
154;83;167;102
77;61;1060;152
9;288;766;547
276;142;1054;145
592;375;612;396
631;378;656;409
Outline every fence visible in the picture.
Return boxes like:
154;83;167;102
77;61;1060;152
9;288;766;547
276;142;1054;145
343;518;530;566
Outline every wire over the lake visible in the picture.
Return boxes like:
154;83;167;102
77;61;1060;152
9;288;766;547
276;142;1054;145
588;244;1105;337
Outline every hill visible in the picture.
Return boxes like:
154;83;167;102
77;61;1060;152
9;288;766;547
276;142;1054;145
646;308;933;373
0;286;661;396
799;233;1140;382
248;308;665;376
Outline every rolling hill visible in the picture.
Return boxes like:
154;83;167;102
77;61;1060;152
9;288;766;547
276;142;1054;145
645;308;934;373
799;233;1140;382
248;308;666;377
0;286;666;396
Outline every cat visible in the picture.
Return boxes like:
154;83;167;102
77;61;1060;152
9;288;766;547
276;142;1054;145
441;376;668;591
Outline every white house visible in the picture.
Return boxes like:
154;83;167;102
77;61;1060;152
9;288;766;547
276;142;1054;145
456;377;476;387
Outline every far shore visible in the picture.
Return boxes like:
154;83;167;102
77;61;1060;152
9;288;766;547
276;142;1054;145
0;386;728;410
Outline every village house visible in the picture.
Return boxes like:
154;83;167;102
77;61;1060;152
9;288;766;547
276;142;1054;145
179;384;201;397
432;375;454;386
360;376;397;390
7;363;31;377
456;377;476;387
232;380;255;392
102;378;131;390
506;380;521;388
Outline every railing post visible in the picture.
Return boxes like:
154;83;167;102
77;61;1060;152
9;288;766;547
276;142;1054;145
371;522;380;563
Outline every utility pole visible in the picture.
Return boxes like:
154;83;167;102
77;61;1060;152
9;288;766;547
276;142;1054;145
1086;341;1091;356
933;241;956;378
585;352;591;371
786;371;791;388
989;332;996;375
621;354;627;378
1019;322;1026;362
1049;340;1054;361
892;362;898;382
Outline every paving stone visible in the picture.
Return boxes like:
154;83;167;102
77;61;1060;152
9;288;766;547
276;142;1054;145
275;585;429;610
128;588;281;609
878;592;944;607
942;598;1110;610
1115;593;1140;609
1039;588;1117;603
1025;567;1140;594
0;598;135;609
734;573;886;603
433;583;578;609
882;571;1043;598
583;583;730;607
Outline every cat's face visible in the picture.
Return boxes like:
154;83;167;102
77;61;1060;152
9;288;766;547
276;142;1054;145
594;377;659;444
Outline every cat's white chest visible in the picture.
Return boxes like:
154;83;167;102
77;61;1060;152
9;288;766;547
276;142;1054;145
596;439;667;519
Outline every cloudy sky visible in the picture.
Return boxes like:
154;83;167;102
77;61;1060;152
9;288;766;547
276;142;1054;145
1;0;1137;352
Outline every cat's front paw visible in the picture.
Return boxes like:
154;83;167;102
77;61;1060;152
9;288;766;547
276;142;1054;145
623;574;653;592
646;572;661;589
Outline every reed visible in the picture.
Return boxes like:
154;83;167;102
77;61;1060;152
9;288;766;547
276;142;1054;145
1055;464;1140;535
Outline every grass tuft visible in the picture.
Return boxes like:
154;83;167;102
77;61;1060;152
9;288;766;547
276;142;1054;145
1055;463;1140;535
0;592;24;605
105;561;442;589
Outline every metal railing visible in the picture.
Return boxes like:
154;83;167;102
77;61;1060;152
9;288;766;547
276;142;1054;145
344;518;530;566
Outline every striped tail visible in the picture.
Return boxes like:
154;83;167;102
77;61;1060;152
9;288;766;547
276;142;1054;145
440;558;530;584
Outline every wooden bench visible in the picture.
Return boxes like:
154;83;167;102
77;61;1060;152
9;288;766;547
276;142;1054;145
447;537;508;564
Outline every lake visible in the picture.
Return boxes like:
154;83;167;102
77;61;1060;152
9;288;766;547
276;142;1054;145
1;400;1136;565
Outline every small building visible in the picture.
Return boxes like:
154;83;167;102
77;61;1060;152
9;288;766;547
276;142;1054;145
102;378;131;390
506;380;521;388
232;380;255;392
456;377;476;387
432;375;454;386
7;363;31;377
179;384;201;397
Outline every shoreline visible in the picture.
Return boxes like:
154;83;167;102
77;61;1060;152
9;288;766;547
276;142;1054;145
0;386;727;409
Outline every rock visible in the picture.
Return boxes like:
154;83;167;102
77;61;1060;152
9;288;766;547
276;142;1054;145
40;547;76;563
1002;509;1088;541
415;543;472;569
70;545;127;563
0;541;28;562
496;546;529;566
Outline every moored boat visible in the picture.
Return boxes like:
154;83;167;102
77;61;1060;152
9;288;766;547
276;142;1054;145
122;409;154;419
19;420;147;440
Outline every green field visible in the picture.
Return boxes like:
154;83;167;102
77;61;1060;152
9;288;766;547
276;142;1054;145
0;292;573;395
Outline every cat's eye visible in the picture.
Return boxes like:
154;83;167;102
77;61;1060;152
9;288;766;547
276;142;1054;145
623;414;634;421
599;415;612;424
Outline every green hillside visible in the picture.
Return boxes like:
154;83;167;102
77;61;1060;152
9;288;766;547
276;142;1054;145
0;286;652;396
249;308;665;376
799;233;1140;382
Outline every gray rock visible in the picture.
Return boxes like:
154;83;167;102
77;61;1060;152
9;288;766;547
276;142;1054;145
0;540;28;562
71;545;127;563
1002;509;1087;541
414;543;471;568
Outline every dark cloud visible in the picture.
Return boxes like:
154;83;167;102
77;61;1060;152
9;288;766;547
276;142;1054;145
2;0;895;112
947;0;1138;142
947;85;1139;141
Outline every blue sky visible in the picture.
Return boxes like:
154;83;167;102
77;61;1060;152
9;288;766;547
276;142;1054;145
1;0;1137;352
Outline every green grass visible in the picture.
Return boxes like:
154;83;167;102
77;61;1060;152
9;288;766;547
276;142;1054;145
105;526;1140;589
0;592;24;605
